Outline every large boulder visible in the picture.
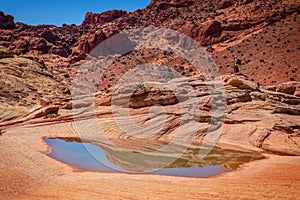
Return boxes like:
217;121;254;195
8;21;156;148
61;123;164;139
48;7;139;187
0;11;16;29
223;74;259;91
202;20;222;38
276;82;299;95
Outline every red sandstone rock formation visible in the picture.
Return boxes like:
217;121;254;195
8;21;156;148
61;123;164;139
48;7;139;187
0;11;16;29
0;0;299;85
82;10;127;27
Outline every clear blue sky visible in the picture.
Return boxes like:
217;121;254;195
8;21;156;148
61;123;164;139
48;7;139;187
0;0;151;26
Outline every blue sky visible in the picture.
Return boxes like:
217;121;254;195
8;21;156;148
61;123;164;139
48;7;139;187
0;0;151;26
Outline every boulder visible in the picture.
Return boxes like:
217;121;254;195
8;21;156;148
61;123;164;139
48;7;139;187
49;45;69;57
276;82;299;95
202;20;222;38
0;11;16;29
200;20;224;46
41;29;60;44
223;74;259;91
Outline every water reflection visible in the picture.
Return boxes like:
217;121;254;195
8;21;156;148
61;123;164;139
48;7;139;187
45;137;264;178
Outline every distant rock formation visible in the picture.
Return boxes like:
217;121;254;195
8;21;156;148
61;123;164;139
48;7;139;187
1;0;299;85
0;11;16;29
82;10;127;27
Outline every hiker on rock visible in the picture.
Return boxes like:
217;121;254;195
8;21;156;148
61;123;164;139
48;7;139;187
233;56;241;73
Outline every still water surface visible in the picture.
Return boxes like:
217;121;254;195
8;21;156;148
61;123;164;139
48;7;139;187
45;138;264;178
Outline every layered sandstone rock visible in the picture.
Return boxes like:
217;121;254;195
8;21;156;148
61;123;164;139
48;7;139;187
0;49;71;122
263;81;300;96
76;73;300;155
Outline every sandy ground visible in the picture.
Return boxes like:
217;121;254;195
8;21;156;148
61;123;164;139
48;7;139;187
0;120;300;200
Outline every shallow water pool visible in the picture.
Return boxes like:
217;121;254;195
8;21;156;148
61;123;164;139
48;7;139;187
45;137;264;178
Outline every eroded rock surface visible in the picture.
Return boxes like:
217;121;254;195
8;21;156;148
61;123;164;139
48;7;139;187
78;74;300;155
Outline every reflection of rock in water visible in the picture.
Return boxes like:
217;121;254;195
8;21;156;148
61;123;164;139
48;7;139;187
89;139;265;172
